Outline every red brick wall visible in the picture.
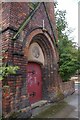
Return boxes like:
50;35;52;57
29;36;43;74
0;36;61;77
2;30;29;117
60;81;75;96
1;2;60;118
10;2;29;29
2;3;11;30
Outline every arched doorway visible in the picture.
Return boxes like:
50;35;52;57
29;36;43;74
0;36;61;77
24;28;59;103
27;62;42;104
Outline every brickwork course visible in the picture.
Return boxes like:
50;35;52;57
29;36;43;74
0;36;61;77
1;2;75;118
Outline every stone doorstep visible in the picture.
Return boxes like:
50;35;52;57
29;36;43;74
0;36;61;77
31;100;48;109
4;100;48;118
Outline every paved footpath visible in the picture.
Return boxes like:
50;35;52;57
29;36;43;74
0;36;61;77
53;92;79;118
32;82;80;119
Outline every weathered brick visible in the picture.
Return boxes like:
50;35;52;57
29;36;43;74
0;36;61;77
1;2;69;118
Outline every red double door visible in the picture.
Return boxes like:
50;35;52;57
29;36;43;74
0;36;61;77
27;63;42;104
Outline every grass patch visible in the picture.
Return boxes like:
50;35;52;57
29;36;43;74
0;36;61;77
34;101;67;118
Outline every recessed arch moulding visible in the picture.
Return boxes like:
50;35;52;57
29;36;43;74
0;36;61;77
23;28;60;101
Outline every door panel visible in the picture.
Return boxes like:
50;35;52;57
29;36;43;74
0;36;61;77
27;63;42;104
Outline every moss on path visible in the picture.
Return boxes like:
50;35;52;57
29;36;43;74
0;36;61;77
34;101;67;118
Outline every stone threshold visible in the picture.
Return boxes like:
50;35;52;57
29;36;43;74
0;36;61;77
31;100;48;109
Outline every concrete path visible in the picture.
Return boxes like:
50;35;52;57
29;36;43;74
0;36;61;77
32;82;80;119
53;93;79;118
53;82;80;118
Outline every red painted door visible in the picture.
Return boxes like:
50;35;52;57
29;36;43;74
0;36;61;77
27;63;42;104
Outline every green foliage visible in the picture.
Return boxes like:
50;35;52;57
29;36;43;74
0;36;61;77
59;48;79;81
55;6;80;82
54;1;58;8
0;50;19;81
0;66;19;81
56;10;68;35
